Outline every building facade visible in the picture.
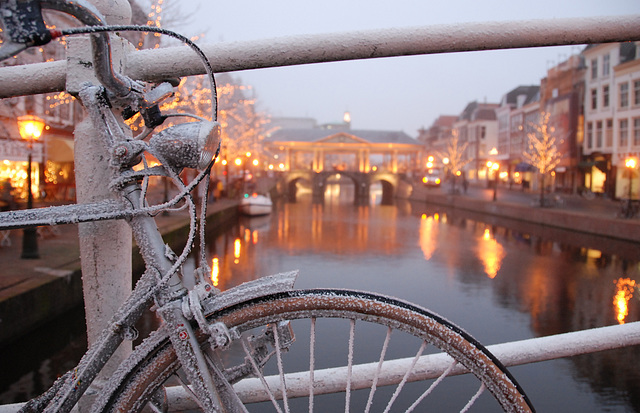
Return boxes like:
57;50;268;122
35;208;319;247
454;101;499;181
582;42;640;199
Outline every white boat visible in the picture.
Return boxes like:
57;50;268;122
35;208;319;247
239;193;273;216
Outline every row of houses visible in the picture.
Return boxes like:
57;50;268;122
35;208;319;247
417;41;640;200
0;0;160;203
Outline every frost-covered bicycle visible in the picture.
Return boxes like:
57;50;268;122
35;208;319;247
0;0;534;411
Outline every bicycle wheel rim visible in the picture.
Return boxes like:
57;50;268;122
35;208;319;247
97;289;534;412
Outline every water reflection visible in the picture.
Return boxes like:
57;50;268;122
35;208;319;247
205;195;640;411
3;192;640;410
419;213;438;260
477;227;505;279
614;278;637;324
211;257;219;287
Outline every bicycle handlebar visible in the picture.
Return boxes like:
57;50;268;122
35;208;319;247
0;0;132;98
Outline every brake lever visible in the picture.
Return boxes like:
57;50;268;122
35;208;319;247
122;81;175;129
0;0;53;61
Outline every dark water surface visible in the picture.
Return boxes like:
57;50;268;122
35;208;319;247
2;185;640;411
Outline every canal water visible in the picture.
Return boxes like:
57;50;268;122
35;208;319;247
1;182;639;411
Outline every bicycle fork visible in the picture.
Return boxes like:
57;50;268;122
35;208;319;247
122;187;247;413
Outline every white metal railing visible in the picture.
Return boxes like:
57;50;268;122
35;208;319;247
0;15;639;98
1;322;639;412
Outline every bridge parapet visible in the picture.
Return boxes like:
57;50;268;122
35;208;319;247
277;170;412;205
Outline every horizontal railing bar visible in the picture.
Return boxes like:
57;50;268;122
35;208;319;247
224;321;640;405
1;322;639;411
0;15;639;98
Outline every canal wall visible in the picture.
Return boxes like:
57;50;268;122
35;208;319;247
0;201;238;346
409;190;640;244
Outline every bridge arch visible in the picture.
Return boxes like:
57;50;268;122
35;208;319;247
279;170;411;205
282;170;313;202
370;172;403;205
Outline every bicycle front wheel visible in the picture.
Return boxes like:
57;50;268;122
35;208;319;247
97;289;534;412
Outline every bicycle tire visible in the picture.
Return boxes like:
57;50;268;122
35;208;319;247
95;289;534;412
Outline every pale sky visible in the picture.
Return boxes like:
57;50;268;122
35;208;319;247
174;0;639;137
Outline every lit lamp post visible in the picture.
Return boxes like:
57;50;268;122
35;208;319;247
487;161;500;201
17;115;45;259
626;157;637;200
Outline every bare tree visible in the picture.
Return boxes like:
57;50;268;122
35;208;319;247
438;130;471;194
523;112;562;206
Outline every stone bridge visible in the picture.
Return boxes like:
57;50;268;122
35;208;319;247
276;170;414;205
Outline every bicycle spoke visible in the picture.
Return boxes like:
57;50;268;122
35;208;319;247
382;340;427;413
364;326;392;413
309;317;316;413
345;318;356;413
460;383;486;413
272;324;290;413
241;336;284;413
406;360;459;413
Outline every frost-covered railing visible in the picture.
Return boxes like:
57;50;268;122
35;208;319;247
0;15;639;98
155;322;640;410
2;322;639;412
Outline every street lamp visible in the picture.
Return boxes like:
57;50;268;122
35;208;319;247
17;115;45;259
487;161;500;201
625;157;637;200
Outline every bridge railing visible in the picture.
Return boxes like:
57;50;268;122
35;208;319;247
1;15;639;97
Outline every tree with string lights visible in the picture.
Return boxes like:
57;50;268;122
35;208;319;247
438;130;471;194
126;0;271;170
523;112;563;207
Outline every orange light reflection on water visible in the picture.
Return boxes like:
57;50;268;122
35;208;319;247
234;238;241;264
419;213;439;260
614;278;636;324
478;228;505;279
210;257;219;287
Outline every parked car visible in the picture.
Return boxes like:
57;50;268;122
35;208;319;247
422;169;442;187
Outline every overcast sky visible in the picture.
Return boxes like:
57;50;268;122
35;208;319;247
175;0;639;137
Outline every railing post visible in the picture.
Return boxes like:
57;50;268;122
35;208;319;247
66;0;133;407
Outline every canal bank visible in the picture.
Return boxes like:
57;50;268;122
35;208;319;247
0;199;238;345
2;181;638;346
409;184;640;244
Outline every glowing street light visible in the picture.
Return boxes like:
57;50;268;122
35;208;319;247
487;161;500;201
625;157;637;200
17;115;46;259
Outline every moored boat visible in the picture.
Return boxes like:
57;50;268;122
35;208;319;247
239;193;272;216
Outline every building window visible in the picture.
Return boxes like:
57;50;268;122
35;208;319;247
634;118;640;146
620;82;629;108
591;88;598;110
603;54;610;77
587;122;593;149
619;119;629;148
605;119;613;147
596;120;603;147
591;58;598;79
634;79;640;106
603;85;610;108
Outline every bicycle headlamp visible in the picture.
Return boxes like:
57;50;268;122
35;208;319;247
150;121;220;170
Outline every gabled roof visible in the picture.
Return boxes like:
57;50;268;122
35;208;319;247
432;115;458;128
459;101;499;121
266;128;418;145
502;85;540;107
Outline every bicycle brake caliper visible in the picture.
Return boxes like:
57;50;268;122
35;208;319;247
184;283;237;350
